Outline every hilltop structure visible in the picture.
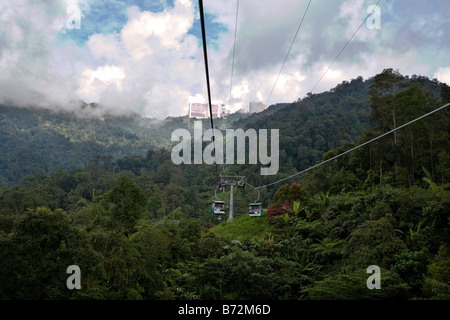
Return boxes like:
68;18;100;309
188;103;230;119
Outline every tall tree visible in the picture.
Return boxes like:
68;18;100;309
369;68;404;179
104;176;147;234
369;68;404;143
394;86;427;184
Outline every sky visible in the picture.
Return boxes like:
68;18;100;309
0;0;449;119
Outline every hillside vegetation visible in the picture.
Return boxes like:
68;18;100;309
0;70;449;300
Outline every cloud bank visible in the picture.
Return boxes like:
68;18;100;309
0;0;449;118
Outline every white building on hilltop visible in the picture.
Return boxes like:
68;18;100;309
188;103;230;118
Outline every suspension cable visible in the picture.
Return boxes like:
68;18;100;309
198;0;219;180
223;0;240;174
310;0;382;94
250;103;450;190
266;0;312;108
228;0;239;112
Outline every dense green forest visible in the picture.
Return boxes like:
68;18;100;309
0;69;449;300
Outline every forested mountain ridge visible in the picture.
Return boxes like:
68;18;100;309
1;70;450;300
235;73;447;174
1;71;446;187
0;104;248;186
0;104;152;185
235;75;372;171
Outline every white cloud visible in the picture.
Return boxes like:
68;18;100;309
231;80;249;99
0;0;80;108
0;0;449;118
188;93;206;104
74;0;202;117
87;33;123;61
434;67;450;86
339;0;373;40
79;65;126;102
121;0;194;61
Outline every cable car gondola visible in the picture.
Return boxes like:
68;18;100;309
212;201;226;215
248;203;263;217
212;183;227;216
248;187;263;217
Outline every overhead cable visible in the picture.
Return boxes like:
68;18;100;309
266;0;312;107
251;103;450;190
309;0;382;93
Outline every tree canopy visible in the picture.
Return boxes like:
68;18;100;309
1;70;449;300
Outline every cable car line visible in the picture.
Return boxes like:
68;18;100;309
309;0;382;94
199;1;243;220
224;0;240;175
203;0;383;217
198;0;219;181
200;1;448;220
245;182;263;217
248;103;450;190
228;0;239;115
202;0;430;219
214;0;312;218
266;0;312;108
245;182;260;201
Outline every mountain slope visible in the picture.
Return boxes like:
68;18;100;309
0;106;156;185
1;72;447;187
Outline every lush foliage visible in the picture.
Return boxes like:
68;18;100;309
1;70;449;300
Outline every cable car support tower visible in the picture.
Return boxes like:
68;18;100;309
218;175;245;222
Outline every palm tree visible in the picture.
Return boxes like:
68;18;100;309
309;237;345;264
